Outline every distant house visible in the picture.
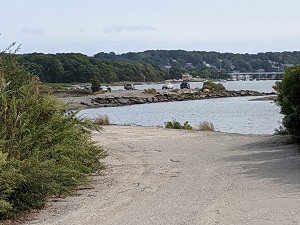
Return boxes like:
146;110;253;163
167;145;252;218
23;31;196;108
185;63;194;69
283;64;294;68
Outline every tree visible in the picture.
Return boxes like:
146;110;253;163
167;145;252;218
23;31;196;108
168;66;183;80
91;75;101;92
275;65;300;140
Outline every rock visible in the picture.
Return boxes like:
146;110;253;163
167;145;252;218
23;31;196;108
88;90;272;108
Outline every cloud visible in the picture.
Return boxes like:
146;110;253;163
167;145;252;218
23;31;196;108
102;24;155;33
22;27;45;35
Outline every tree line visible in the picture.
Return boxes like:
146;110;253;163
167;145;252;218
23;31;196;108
16;50;300;83
17;53;166;84
94;50;300;80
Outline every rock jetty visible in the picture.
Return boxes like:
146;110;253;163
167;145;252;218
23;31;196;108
82;90;276;108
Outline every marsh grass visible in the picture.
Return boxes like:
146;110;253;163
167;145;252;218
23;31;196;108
94;115;111;125
197;121;215;131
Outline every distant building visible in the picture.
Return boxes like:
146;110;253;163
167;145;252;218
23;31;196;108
283;64;294;68
185;63;195;69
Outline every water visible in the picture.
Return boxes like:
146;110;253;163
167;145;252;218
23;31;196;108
79;80;282;134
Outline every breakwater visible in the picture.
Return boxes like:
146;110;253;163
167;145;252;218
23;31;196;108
83;90;276;108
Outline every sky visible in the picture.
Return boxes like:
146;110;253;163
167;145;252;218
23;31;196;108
1;0;300;56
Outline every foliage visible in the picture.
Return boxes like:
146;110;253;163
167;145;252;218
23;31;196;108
275;65;300;141
17;53;166;84
91;75;101;92
274;124;288;135
0;51;106;219
182;121;193;130
164;119;215;131
196;121;215;131
16;50;300;85
165;119;182;129
202;80;226;91
164;119;193;130
94;50;300;78
94;115;111;125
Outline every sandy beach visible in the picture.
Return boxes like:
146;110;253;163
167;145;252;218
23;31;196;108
22;125;300;225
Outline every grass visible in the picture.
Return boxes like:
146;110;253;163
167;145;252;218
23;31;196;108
165;119;215;131
196;121;215;131
143;88;157;94
94;115;111;125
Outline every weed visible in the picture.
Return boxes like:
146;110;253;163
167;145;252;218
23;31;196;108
196;121;215;131
94;115;111;125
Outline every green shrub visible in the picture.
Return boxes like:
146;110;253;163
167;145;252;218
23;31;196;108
0;50;106;219
202;80;225;91
91;76;101;92
165;119;193;130
275;65;300;141
196;121;215;131
0;153;23;217
165;119;182;129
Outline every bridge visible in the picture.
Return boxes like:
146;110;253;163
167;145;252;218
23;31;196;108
228;72;284;80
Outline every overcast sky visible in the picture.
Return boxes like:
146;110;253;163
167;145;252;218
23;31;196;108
1;0;300;56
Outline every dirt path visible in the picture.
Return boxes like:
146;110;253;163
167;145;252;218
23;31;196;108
23;126;300;225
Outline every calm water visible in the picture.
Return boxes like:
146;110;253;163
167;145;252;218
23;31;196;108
79;80;282;134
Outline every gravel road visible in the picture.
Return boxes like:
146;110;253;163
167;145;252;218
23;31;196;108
23;126;300;225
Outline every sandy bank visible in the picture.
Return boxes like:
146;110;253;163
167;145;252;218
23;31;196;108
23;126;300;225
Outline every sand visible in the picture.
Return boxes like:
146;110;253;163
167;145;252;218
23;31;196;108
22;125;300;225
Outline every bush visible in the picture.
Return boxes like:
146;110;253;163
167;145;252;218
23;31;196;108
0;50;106;219
165;119;182;129
196;121;215;131
275;65;300;141
91;76;101;93
94;115;111;125
164;119;193;130
202;80;225;91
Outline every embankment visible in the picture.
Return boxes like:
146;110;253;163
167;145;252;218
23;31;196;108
84;90;276;108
